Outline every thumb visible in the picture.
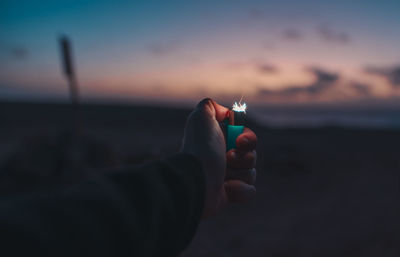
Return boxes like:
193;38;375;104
194;98;229;122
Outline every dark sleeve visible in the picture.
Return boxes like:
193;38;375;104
0;153;205;257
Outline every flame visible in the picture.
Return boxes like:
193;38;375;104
232;101;247;113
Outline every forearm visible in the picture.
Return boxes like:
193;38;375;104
0;153;205;257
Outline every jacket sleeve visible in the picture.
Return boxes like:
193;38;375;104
0;153;205;257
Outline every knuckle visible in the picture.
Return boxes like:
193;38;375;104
226;168;256;184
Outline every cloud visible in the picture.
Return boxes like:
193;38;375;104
256;63;278;74
258;87;302;97
147;40;180;57
317;26;350;44
225;60;279;74
282;29;302;41
364;65;400;87
0;42;29;60
247;9;266;20
286;67;339;95
257;67;339;97
10;46;29;60
350;82;371;96
263;41;275;50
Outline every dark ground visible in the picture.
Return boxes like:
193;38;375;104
1;101;400;256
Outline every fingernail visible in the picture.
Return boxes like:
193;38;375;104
242;137;249;144
230;151;236;158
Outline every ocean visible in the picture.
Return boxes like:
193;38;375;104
251;107;400;129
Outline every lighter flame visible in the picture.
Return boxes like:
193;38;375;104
232;101;247;113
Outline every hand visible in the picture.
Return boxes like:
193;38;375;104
181;98;257;218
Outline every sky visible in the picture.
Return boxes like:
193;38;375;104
1;0;400;107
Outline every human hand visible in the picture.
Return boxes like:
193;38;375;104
181;98;257;218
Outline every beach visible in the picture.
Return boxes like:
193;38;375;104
1;101;399;256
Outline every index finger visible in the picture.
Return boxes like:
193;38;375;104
236;127;257;152
209;99;230;122
195;98;229;122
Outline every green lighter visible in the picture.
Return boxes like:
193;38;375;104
225;102;247;151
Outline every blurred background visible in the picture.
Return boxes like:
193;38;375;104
1;1;400;256
2;0;400;127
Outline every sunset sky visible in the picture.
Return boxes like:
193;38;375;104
1;0;400;107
